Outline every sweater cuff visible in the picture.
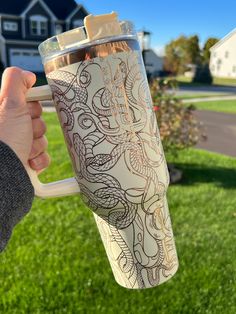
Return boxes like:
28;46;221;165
0;141;34;251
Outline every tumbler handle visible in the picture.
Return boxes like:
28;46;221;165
25;85;80;198
26;85;53;102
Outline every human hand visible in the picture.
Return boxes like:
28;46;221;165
0;67;50;172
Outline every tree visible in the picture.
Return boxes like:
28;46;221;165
164;36;186;74
202;37;219;63
187;35;202;65
164;35;201;75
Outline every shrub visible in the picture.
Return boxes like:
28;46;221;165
150;78;202;156
193;63;213;84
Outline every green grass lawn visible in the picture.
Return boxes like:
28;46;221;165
213;77;236;86
0;113;235;314
186;99;236;114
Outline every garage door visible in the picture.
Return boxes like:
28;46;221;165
10;49;43;72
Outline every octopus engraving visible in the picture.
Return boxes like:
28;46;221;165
47;50;178;289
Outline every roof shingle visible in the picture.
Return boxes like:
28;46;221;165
0;0;85;20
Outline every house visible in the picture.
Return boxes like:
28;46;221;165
142;49;164;78
138;31;163;79
0;0;88;72
210;28;236;78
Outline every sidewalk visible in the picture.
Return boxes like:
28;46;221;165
183;95;236;103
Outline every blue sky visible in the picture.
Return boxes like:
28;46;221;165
78;0;236;55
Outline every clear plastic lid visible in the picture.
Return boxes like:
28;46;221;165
39;20;136;64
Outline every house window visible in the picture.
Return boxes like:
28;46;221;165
12;51;20;56
30;15;48;36
216;58;222;71
55;24;63;35
73;19;83;28
225;51;229;58
3;21;18;31
232;66;236;73
213;52;217;58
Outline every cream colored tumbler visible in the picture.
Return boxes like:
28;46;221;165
26;13;178;289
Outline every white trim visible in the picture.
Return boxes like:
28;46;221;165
29;15;47;22
66;5;82;22
65;21;70;31
10;48;40;54
22;17;26;38
21;0;57;21
10;48;39;53
6;39;41;45
66;5;88;22
0;35;7;66
29;14;48;36
0;14;20;19
37;0;57;21
21;0;41;17
210;28;236;51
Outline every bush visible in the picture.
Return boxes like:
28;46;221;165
150;78;202;156
193;63;213;84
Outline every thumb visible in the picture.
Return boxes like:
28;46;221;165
0;67;36;104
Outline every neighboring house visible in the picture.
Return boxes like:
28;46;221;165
210;28;236;78
0;0;88;72
138;31;163;78
142;49;163;78
184;64;197;78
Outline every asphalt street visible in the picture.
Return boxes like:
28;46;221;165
195;110;236;157
174;85;236;95
42;99;236;158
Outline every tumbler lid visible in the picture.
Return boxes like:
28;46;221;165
38;12;136;64
85;12;122;41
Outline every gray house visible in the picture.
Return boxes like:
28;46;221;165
138;31;163;79
0;0;88;72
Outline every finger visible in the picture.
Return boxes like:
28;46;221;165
36;168;47;175
29;151;51;171
0;67;36;104
32;117;47;139
28;101;42;119
29;136;48;159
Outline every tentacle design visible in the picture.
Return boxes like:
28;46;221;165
47;50;178;288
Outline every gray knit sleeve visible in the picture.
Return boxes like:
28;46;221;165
0;141;34;252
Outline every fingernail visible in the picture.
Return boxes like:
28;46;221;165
22;70;33;75
31;157;42;169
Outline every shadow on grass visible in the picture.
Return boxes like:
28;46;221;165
34;73;47;86
174;162;236;189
